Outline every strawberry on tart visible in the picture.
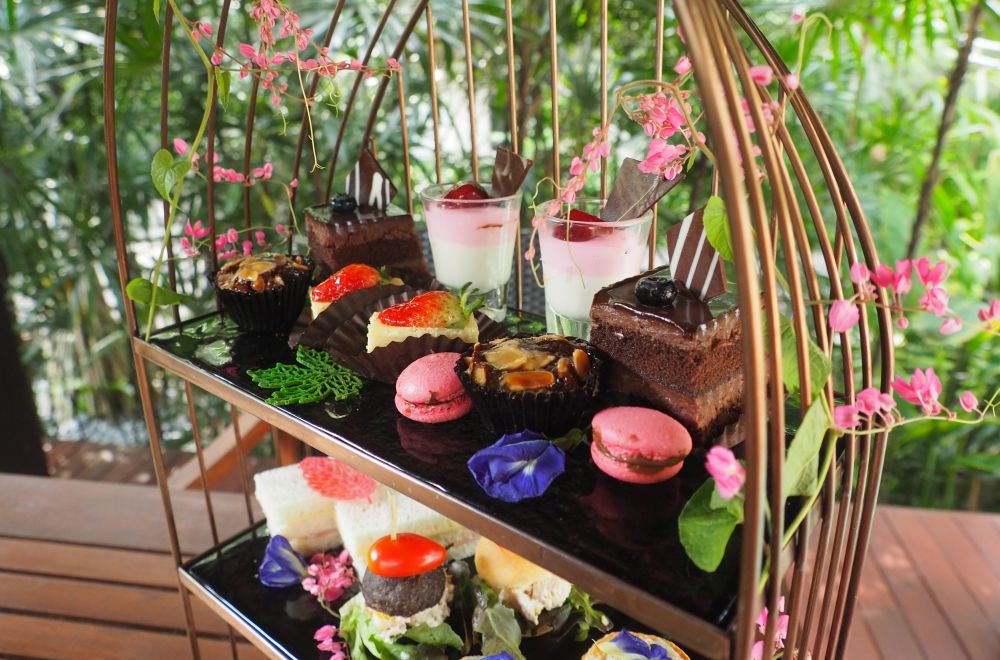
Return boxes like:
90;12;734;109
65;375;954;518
366;286;482;352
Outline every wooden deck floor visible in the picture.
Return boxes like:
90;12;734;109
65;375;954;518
1;468;996;658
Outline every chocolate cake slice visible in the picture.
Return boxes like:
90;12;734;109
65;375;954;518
589;268;743;442
306;148;429;280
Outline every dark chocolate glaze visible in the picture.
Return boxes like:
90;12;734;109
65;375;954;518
592;268;720;335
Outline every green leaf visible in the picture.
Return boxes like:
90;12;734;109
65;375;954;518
782;399;830;499
566;586;611;642
404;623;463;649
679;478;742;572
153;0;160;23
150;148;176;200
475;602;525;660
247;346;363;406
125;277;191;306
710;482;746;520
216;69;231;109
172;158;191;183
702;195;733;262
780;317;832;397
550;427;586;452
194;339;231;367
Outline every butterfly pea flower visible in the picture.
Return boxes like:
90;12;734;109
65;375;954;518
595;630;677;659
467;430;565;503
259;535;307;588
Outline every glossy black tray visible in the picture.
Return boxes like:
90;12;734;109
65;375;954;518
153;312;742;652
183;521;662;659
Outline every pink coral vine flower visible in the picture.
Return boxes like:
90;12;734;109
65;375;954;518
978;300;1000;326
173;138;189;155
313;624;346;657
854;387;895;418
705;446;746;500
638;139;687;180
828;299;860;333
914;257;948;288
959;391;978;413
939;317;962;335
674;55;692;75
834;405;860;430
302;549;355;603
892;368;943;416
919;286;949;317
751;596;789;660
749;64;774;85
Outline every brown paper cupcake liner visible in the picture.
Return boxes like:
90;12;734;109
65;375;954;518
210;260;314;335
455;339;602;437
298;285;507;384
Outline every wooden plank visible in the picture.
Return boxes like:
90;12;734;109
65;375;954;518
842;616;882;660
168;413;271;491
885;508;1000;659
0;474;259;554
0;570;231;636
867;509;967;658
0;537;178;588
944;508;1000;581
0;611;265;660
852;526;928;660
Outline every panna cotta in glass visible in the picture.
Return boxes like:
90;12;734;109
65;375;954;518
421;182;521;321
538;198;653;338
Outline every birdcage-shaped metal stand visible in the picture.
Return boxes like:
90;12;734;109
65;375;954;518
102;1;894;658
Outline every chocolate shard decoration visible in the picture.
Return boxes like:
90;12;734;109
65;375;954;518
345;148;397;211
666;207;728;301
490;146;533;197
601;158;684;222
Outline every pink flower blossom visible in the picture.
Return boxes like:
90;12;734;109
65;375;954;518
897;315;910;330
752;596;789;659
977;300;1000;325
939;317;962;335
785;72;800;91
289;177;299;189
215;235;227;251
226;228;239;244
303;550;355;603
241;239;253;256
173;138;189;155
387;57;400;70
959;391;978;413
749;64;774;85
255;230;267;247
179;237;199;257
275;223;287;236
569;156;585;177
871;264;895;288
828;299;860;333
850;263;870;284
674;55;692;75
219;248;237;260
349;59;363;70
834;405;860;430
894;259;913;295
196;21;213;37
892;368;943;416
855;388;895;418
919;286;949;316
252;162;274;180
915;257;948;288
211;49;223;66
184;219;210;240
705;446;745;500
636;92;687;139
638;139;687;180
239;43;256;58
313;624;346;657
792;11;805;22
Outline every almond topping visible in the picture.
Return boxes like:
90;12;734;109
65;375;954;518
472;364;488;386
572;349;590;378
484;343;528;371
501;370;555;392
556;357;573;379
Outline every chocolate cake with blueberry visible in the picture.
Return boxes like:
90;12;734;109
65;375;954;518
589;208;743;442
306;148;429;280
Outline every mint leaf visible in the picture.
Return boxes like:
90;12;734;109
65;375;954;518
216;68;231;108
702;195;733;261
780;317;832;397
125;277;191;306
247;347;363;405
679;478;742;572
782;399;830;499
151;148;176;200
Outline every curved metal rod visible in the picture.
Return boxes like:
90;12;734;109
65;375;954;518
205;0;234;271
323;0;399;199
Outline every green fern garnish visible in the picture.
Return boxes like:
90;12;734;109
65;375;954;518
247;347;363;406
457;282;486;318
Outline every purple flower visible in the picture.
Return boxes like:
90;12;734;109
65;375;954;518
600;630;673;659
467;430;565;503
259;535;307;588
480;654;516;660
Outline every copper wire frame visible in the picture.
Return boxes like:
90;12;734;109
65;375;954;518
102;1;894;658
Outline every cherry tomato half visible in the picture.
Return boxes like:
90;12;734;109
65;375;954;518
367;533;447;578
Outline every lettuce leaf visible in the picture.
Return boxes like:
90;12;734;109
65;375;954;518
338;595;458;660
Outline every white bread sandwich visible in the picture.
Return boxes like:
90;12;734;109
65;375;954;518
253;461;343;555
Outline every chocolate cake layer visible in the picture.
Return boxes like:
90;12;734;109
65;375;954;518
606;364;743;443
590;278;742;394
306;204;429;280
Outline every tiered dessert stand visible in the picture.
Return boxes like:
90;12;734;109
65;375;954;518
102;1;895;658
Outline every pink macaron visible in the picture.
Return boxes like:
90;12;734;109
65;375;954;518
394;352;473;423
590;406;692;484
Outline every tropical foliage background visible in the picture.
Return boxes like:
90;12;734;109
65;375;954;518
1;0;997;510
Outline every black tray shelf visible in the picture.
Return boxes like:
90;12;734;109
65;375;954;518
141;313;741;659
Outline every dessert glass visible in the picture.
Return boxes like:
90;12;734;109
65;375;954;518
421;183;521;321
538;199;653;339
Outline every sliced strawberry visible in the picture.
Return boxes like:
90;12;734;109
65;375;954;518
444;182;490;200
377;290;466;328
551;208;612;242
299;457;377;499
311;263;381;303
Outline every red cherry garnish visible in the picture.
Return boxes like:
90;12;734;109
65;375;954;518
551;208;612;242
444;182;490;201
367;533;447;578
